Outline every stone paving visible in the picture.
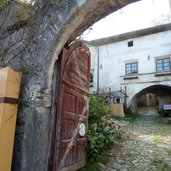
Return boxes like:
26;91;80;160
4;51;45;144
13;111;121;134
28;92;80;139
104;113;171;171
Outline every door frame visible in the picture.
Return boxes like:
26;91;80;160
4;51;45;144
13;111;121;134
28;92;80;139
48;58;61;170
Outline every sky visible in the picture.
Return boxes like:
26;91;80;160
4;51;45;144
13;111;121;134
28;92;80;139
82;0;171;41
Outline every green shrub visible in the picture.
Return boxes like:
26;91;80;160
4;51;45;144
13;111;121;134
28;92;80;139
87;95;123;161
0;0;9;9
89;95;110;122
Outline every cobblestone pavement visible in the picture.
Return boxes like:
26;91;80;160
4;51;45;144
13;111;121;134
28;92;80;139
104;113;171;171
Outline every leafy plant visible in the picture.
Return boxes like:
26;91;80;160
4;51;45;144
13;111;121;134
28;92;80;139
87;95;124;161
89;95;110;122
0;0;9;9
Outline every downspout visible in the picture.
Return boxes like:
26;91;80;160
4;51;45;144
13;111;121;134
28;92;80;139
97;46;100;93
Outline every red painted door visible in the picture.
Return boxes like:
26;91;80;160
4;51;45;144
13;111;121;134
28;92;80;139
53;42;90;171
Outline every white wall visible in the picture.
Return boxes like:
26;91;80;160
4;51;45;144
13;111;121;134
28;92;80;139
88;30;171;105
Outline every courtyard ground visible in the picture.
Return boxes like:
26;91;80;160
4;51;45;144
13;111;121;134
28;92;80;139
104;111;171;171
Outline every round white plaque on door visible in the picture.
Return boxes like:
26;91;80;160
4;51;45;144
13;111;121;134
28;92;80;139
79;123;86;137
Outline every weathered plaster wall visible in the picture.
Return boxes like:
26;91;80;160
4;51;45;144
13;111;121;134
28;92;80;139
87;28;171;110
0;0;139;170
137;93;158;107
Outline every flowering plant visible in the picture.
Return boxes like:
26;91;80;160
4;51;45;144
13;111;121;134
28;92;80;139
87;95;125;161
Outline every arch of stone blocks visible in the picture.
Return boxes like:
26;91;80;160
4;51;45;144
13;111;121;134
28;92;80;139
0;0;139;170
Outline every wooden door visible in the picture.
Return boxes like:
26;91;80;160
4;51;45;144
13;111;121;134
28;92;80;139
53;42;90;171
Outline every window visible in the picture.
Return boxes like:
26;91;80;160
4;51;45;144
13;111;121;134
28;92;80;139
128;40;133;47
125;62;138;75
156;58;170;72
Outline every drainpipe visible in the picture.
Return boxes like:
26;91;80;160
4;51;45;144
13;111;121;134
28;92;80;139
97;46;100;93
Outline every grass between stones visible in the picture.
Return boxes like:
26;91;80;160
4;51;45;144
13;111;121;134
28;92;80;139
80;111;171;171
102;114;171;171
150;152;170;171
167;149;171;156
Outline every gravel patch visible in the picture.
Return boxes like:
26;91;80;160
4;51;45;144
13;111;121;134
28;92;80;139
103;114;171;171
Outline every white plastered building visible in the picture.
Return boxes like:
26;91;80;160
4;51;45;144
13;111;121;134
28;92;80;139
84;23;171;112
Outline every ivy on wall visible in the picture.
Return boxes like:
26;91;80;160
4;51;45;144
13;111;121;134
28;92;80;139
0;0;9;9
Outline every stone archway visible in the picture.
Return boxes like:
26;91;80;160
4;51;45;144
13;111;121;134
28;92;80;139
0;1;140;170
129;84;171;114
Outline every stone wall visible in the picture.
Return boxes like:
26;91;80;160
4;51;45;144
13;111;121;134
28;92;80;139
137;93;158;107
